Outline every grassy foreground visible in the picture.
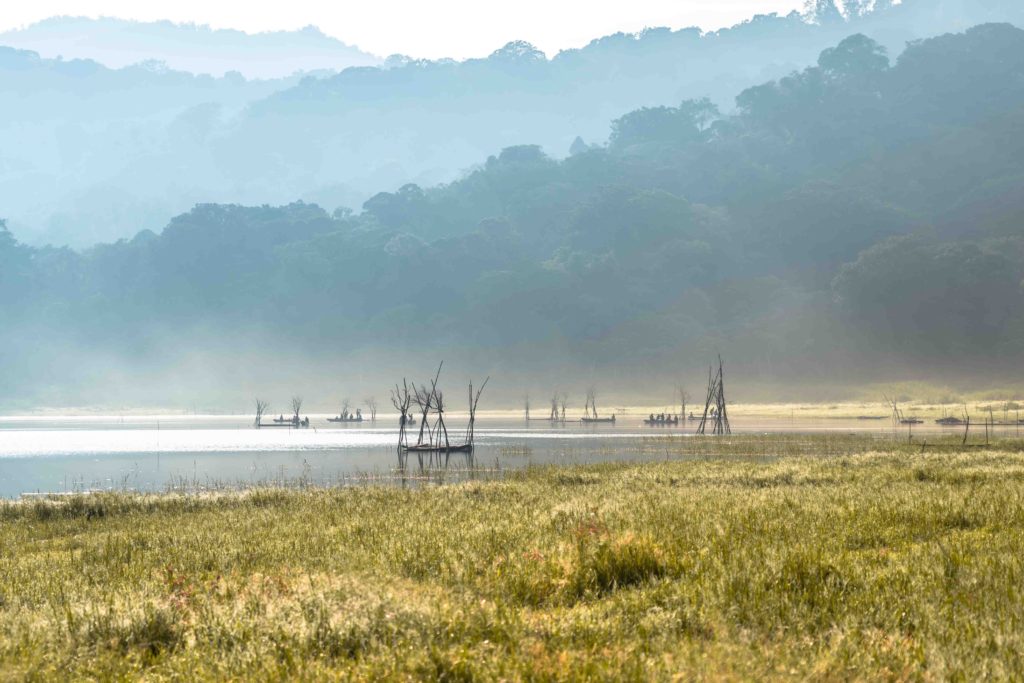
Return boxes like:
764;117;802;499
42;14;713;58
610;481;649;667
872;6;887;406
3;445;1024;680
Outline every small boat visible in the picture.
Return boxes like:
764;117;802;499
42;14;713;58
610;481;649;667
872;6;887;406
328;408;364;423
900;418;924;425
643;416;679;426
936;416;965;426
401;442;474;454
857;416;887;420
580;390;615;424
260;419;309;429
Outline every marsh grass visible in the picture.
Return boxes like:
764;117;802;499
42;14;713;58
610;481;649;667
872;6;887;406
3;441;1024;679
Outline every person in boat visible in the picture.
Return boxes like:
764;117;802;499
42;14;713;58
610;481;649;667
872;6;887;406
649;413;655;422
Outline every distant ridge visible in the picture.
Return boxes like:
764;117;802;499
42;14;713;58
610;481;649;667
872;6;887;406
2;0;1023;247
0;16;382;78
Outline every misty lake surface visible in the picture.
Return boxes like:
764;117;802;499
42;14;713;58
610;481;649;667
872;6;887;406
0;413;978;498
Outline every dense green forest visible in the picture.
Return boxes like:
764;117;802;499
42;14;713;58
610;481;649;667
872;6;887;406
2;24;1023;406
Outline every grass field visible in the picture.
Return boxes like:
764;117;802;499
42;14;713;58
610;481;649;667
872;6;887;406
3;437;1024;680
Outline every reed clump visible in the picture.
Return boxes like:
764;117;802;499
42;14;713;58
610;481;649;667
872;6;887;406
2;445;1024;679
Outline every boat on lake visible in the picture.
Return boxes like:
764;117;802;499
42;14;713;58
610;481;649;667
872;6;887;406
261;416;309;428
327;410;363;423
580;389;615;424
402;442;474;454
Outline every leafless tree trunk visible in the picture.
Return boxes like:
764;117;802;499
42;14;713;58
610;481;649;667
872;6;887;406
677;383;689;419
585;388;598;419
254;399;269;429
413;363;444;448
467;377;489;446
391;380;412;458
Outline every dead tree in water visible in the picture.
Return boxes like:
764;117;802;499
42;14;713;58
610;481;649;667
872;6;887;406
365;397;378;422
677;383;689;418
466;377;489;446
584;388;598;420
409;363;447;465
884;395;899;436
697;357;730;435
391;380;413;464
434;389;451;452
560;394;568;421
524;394;530;421
395;363;489;468
290;396;304;422
411;364;443;448
549;394;560;421
253;399;269;428
457;377;490;466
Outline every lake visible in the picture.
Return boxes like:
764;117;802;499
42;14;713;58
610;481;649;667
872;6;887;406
0;413;1006;498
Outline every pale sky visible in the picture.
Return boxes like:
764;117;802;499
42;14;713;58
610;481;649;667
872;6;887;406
0;1;808;59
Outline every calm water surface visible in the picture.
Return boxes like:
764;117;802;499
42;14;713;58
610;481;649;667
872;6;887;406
0;413;983;498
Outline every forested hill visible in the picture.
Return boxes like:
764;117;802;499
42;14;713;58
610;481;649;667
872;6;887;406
2;24;1024;406
5;0;1023;248
0;17;380;78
